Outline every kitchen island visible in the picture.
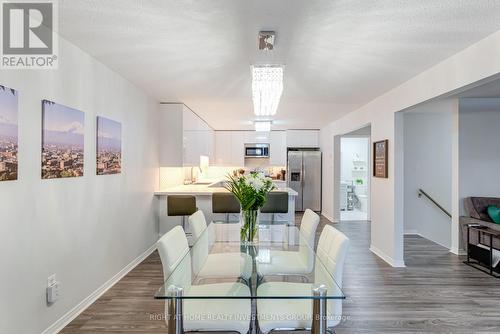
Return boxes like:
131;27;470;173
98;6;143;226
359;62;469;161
154;180;298;235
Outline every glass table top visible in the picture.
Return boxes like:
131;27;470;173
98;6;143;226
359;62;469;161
154;221;344;300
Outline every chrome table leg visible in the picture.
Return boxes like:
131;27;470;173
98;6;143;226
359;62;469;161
311;285;327;334
167;285;184;334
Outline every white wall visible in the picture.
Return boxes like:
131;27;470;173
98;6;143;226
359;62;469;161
320;29;500;267
459;98;500;214
340;137;369;182
403;101;454;249
0;38;159;333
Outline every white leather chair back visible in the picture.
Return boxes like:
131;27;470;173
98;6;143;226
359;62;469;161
189;210;208;240
157;226;192;288
300;209;320;247
298;209;320;271
189;210;213;275
316;225;349;286
315;225;349;326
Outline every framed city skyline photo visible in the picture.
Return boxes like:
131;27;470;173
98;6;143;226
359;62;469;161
42;100;84;179
96;116;121;175
0;85;18;181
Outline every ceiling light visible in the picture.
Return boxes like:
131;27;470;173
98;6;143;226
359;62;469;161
252;65;283;116
258;31;275;50
254;120;272;132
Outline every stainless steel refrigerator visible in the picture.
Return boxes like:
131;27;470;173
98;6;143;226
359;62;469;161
287;150;322;212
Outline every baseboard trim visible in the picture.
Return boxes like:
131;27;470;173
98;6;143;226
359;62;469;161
370;245;406;267
404;231;452;251
450;247;467;256
42;243;157;334
321;213;337;223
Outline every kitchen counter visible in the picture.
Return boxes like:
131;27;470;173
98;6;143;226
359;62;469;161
154;179;298;196
155;179;297;236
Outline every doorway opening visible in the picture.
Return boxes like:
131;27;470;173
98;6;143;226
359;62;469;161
399;102;454;254
338;126;371;221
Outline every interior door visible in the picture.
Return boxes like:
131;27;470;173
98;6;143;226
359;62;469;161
302;151;322;212
287;151;303;211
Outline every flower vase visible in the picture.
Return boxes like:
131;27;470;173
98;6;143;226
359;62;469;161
241;209;258;244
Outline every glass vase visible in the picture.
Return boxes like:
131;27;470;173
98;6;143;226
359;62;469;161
241;209;258;244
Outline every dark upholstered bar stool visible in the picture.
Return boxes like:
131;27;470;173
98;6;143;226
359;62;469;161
212;192;241;222
260;191;289;222
167;195;197;234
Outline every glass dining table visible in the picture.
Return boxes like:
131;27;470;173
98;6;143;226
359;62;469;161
155;220;345;334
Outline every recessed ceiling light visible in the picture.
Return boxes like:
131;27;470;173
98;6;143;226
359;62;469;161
254;120;272;132
252;65;283;117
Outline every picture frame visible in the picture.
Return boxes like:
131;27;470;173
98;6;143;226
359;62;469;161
0;85;18;181
96;116;122;175
373;139;388;178
41;100;85;179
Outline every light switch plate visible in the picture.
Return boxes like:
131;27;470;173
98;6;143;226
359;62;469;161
47;274;56;287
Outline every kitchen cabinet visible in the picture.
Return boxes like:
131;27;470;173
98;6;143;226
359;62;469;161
183;130;214;166
214;131;245;166
215;130;286;167
286;130;319;148
214;131;232;165
159;103;214;167
230;131;245;166
159;104;184;166
269;131;286;166
244;131;270;143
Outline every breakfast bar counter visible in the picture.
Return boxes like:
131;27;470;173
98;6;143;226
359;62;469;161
155;180;298;235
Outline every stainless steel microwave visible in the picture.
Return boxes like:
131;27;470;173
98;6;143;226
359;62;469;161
244;143;269;158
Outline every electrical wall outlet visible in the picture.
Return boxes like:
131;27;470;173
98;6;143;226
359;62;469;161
46;274;60;304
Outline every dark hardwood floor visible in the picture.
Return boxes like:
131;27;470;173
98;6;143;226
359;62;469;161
62;215;500;333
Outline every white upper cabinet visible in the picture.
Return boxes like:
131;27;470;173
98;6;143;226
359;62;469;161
182;106;214;166
269;131;287;166
214;131;232;166
158;103;214;167
286;130;319;148
244;131;270;143
182;130;215;166
230;131;245;166
159;104;184;167
215;131;245;166
215;130;286;167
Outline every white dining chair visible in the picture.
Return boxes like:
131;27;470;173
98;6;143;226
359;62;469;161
189;210;253;281
257;209;320;276
257;225;350;333
157;226;251;333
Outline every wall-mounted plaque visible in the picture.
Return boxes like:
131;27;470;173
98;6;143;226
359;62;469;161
373;139;388;178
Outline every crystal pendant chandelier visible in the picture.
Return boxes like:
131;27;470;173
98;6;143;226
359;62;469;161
252;65;283;116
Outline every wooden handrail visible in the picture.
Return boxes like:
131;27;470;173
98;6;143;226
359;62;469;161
418;189;451;218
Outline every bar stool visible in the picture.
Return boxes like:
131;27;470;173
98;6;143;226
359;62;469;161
260;192;289;223
212;192;241;223
167;195;197;234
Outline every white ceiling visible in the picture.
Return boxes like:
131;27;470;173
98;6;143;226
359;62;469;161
59;0;500;130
